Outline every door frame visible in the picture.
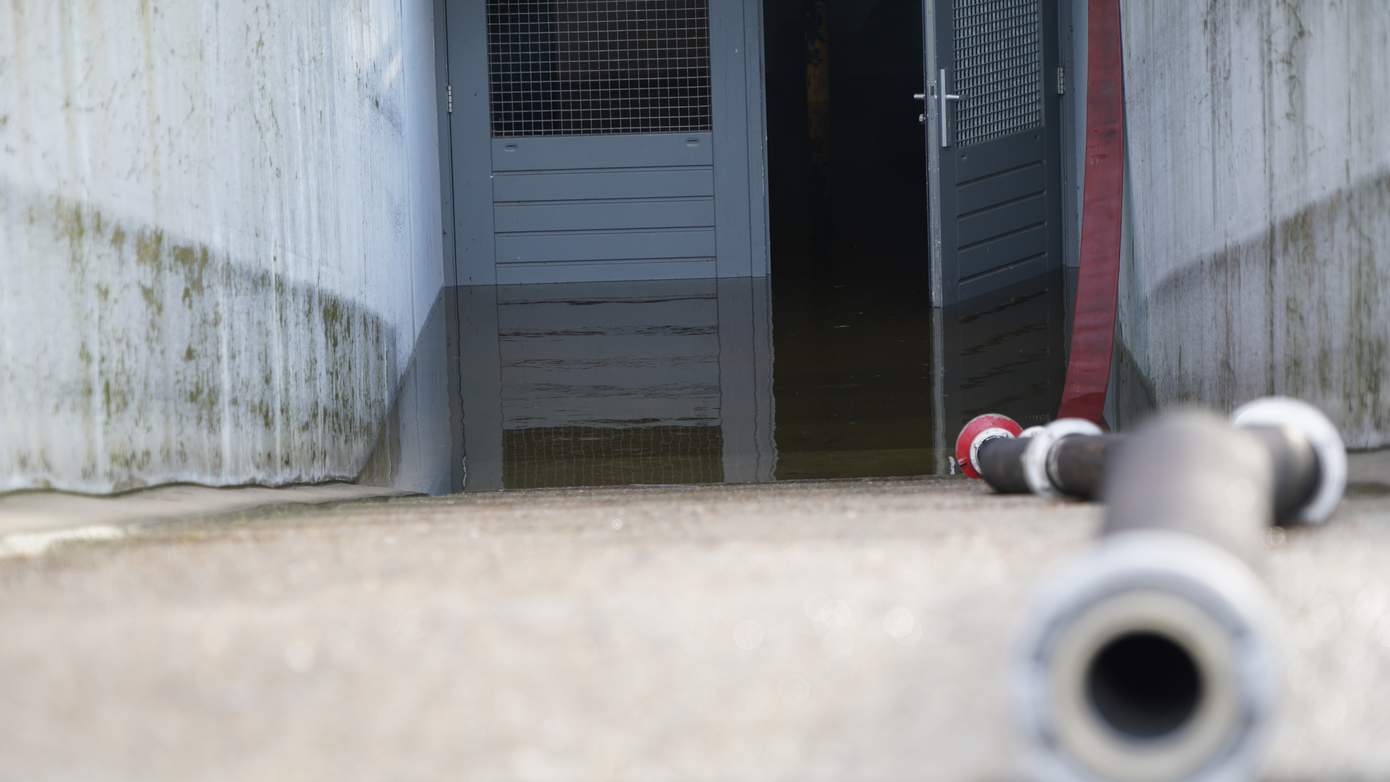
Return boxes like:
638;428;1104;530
445;0;497;285
712;0;772;280
923;0;944;306
440;0;771;286
433;0;457;285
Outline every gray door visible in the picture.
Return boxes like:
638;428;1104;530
925;0;1063;306
447;0;768;285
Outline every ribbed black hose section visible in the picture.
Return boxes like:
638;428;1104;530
977;436;1031;494
1047;434;1124;500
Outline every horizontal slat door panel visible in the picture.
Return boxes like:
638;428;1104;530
500;327;721;428
955;133;1045;184
496;275;722;428
500;333;720;364
496;229;717;264
958;226;1048;278
498;297;718;334
495;259;717;284
493;132;714;171
487;123;717;285
957;163;1044;215
502;394;721;429
957;194;1046;248
502;361;719;392
497;279;717;305
494;169;715;203
495;198;715;233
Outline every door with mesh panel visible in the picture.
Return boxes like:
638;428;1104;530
926;0;1063;305
448;0;766;285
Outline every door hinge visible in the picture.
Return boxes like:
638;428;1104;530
1056;66;1066;96
447;84;454;114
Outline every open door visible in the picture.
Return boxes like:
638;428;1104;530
924;0;1064;307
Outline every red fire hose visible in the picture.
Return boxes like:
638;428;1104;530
1056;0;1126;423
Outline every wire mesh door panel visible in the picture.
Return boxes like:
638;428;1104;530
486;0;713;138
950;0;1042;148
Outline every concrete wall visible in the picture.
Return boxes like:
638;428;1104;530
0;1;446;493
1111;0;1390;448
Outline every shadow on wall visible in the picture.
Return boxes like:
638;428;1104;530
1114;171;1390;447
359;289;452;496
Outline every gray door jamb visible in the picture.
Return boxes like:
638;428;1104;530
446;0;497;285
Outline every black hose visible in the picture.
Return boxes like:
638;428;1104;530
975;436;1030;494
1045;434;1123;500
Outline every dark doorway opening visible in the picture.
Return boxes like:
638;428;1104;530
761;0;942;480
762;0;930;280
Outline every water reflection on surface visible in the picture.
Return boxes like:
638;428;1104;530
372;273;1067;494
452;279;775;492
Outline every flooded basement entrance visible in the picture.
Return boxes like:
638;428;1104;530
384;272;1067;494
353;0;1072;494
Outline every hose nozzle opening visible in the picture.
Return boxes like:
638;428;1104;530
1085;630;1203;741
1017;532;1278;782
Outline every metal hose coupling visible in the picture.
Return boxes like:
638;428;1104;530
1016;530;1277;782
1015;410;1292;782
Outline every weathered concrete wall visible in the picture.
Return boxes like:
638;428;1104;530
0;1;445;493
1112;0;1390;447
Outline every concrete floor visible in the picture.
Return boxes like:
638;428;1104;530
0;483;406;554
1;471;1389;781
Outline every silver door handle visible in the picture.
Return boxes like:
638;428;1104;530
938;68;962;148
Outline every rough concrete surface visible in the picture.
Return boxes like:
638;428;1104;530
2;471;1389;781
0;482;407;556
1115;1;1390;446
0;0;445;492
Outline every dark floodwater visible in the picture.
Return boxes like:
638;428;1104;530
364;272;1068;495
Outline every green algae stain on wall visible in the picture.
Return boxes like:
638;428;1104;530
4;192;401;493
1;0;444;494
